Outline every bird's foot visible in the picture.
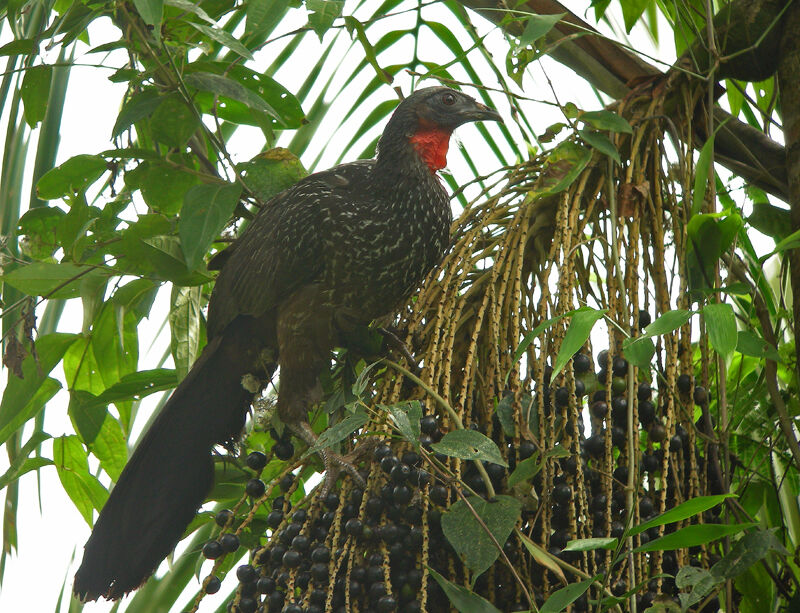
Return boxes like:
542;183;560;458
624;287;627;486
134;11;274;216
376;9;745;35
286;421;376;496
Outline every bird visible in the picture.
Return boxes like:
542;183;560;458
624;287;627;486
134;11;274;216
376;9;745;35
73;86;502;601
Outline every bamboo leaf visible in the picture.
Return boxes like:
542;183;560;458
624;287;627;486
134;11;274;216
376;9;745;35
20;64;52;127
552;307;607;379
189;23;254;60
179;182;242;271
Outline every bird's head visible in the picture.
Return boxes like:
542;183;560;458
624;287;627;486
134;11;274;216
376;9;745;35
378;86;503;173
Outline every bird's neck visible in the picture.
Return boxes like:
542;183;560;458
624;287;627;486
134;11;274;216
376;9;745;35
408;124;451;173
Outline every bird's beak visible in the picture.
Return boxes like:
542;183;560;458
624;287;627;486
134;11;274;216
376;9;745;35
462;100;503;124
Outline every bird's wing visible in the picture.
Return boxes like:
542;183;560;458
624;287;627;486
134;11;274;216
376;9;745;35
206;160;373;338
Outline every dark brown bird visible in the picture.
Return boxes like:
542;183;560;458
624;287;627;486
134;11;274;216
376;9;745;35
73;86;502;601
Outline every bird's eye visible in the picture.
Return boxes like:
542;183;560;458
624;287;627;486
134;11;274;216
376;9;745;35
441;92;456;106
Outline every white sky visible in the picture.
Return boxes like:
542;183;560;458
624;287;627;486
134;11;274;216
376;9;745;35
2;2;778;612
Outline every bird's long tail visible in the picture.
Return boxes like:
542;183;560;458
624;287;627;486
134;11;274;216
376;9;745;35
73;320;261;601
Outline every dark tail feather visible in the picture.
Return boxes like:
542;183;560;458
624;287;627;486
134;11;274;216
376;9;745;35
73;325;257;601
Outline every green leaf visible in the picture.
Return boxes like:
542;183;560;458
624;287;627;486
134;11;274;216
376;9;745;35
18;206;65;260
150;94;201;148
170;285;203;379
563;537;617;552
112;89;162;138
185;71;279;118
552;307;607;379
736;330;781;363
579;110;633;133
634;522;756;553
69;392;128;480
441;495;522;579
578;129;621;164
133;0;163;29
0;38;38;56
164;0;213;23
518;13;564;47
506;314;564;385
541;578;594;612
431;429;507;467
692;137;715;216
494;394;515;437
383;400;421;447
643;309;692;336
307;0;344;38
539;141;593;195
620;0;649;32
246;0;291;35
747;201;790;242
307;410;368;455
507;454;541;488
53;435;109;525
629;494;734;536
189;23;254;60
712;529;788;579
622;336;655;368
703;302;737;360
131;161;197;215
21;64;52;127
36;154;108;199
179;182;242;271
427;567;502;613
0;375;62;447
0;432;52;490
1;262;106;299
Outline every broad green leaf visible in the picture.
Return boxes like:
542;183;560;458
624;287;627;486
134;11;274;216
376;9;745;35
164;0;213;22
133;0;163;29
17;206;65;260
692;136;715;216
0;38;37;55
620;0;649;32
246;0;290;35
0;377;61;447
494;394;514;437
0;431;51;490
629;494;734;537
519;532;566;584
21;64;52;127
703;302;737;360
150;94;201;148
1;262;106;299
185;71;279;118
36;154;108;199
69;392;128;480
519;13;564;47
507;454;541;488
179;182;242;271
427;567;502;613
747;200;790;242
112;89;162;138
307;0;344;38
170;285;203;379
383;400;421;447
63;336;105;395
307;410;368;455
53;435;109;525
431;429;507;467
541;578;594;612
539;141;592;195
441;495;521;579
643;309;691;336
134;161;197;215
634;522;756;553
622;335;655;368
578;129;621;164
736;330;781;363
563;537;617;552
91;302;139;388
189;23;254;60
713;529;788;578
579;110;633;133
552;307;607;379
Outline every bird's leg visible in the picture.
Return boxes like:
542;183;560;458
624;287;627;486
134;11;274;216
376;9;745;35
285;420;370;495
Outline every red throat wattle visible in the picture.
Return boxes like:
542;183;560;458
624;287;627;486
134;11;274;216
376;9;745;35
409;124;452;173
